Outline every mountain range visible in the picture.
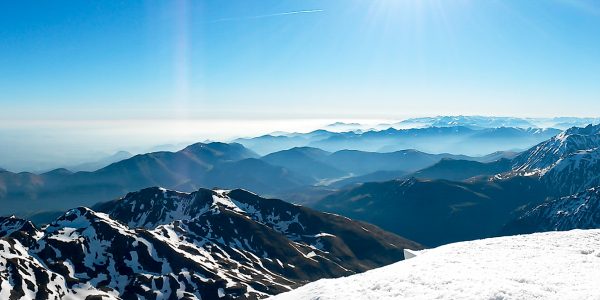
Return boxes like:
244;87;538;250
323;116;600;132
0;142;260;216
3;122;600;298
4;123;600;244
311;123;600;246
394;116;600;130
262;147;475;180
65;151;134;172
0;142;514;218
2;116;595;174
395;116;538;129
0;187;420;299
235;126;560;155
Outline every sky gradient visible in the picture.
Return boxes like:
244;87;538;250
1;0;600;170
2;0;600;120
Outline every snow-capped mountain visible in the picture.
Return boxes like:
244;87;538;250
504;187;600;234
0;216;41;247
323;122;365;132
0;216;37;237
513;124;600;172
0;187;420;299
271;229;600;300
395;115;537;129
512;124;600;195
393;116;600;130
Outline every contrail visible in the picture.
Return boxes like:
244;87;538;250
207;9;324;23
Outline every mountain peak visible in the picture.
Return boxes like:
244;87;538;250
561;123;600;136
0;215;39;238
180;142;258;161
41;167;73;176
93;187;250;229
47;206;118;231
513;124;600;173
507;124;600;196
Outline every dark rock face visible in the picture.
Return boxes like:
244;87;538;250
0;187;420;299
411;158;512;181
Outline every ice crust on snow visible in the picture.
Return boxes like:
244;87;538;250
271;229;600;300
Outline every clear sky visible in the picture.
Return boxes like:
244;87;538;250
2;0;600;121
1;0;600;170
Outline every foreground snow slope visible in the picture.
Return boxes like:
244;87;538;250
272;229;600;300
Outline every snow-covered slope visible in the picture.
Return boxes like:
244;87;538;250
513;124;600;173
504;187;600;234
271;229;600;300
0;237;116;300
511;124;600;195
0;187;420;299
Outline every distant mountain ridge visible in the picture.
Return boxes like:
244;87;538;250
65;150;134;172
377;116;600;131
395;116;599;130
0;142;265;215
0;140;517;217
262;147;477;180
395;116;538;129
0;187;420;299
236;126;560;156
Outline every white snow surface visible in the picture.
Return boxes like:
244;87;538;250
271;229;600;300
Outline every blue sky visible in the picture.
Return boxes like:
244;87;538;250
1;0;600;121
1;0;600;171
